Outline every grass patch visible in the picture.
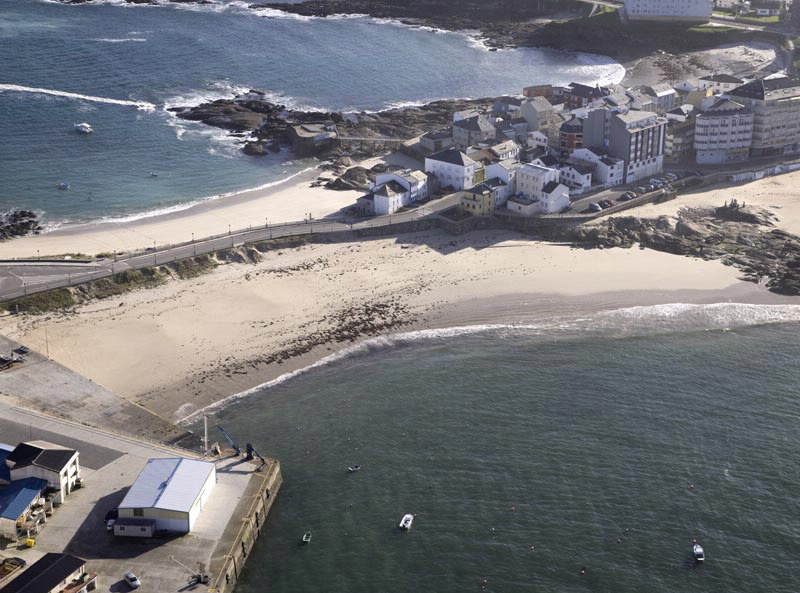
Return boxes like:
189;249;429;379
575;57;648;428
76;267;167;300
166;254;218;279
0;288;76;314
533;10;790;59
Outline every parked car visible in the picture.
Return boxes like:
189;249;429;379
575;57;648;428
124;573;141;589
106;519;115;532
598;200;612;209
589;202;602;213
635;186;647;193
618;194;631;202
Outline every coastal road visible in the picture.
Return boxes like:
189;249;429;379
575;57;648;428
0;196;460;303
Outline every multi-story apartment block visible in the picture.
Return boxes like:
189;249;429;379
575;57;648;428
607;110;668;183
623;0;713;22
425;149;484;191
727;76;800;157
694;98;754;164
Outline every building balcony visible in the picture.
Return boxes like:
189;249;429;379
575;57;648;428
61;573;97;593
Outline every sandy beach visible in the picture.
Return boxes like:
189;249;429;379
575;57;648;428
5;160;800;427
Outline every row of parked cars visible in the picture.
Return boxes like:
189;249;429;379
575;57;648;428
582;170;698;214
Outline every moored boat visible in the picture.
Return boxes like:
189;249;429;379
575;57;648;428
693;542;705;562
348;465;361;473
399;514;414;530
74;122;93;134
302;531;312;544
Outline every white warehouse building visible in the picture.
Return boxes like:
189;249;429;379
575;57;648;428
116;458;216;537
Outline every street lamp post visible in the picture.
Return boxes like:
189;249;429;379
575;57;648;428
153;242;157;266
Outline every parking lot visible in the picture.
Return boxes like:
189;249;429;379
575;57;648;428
567;170;695;216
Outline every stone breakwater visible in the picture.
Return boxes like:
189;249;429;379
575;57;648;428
554;203;800;296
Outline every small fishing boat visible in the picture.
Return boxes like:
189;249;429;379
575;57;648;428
348;465;361;473
57;182;70;190
74;122;93;134
693;542;705;562
399;514;414;531
302;531;312;544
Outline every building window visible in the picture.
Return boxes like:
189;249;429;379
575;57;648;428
133;508;144;517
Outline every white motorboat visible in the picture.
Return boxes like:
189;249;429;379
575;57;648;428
347;465;361;473
74;122;94;134
302;531;312;544
399;514;414;530
693;543;705;562
57;182;70;190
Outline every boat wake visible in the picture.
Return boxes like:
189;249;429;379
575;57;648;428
177;302;800;424
0;84;156;111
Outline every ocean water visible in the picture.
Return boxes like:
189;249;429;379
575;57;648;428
197;303;800;593
0;0;624;227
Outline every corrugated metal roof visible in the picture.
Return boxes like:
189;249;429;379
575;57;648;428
0;477;47;520
119;458;215;513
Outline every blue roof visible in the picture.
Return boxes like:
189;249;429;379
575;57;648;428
0;477;47;520
0;443;14;483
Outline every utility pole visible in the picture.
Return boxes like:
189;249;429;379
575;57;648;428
44;325;50;359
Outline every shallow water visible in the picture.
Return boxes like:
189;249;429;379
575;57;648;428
0;0;623;226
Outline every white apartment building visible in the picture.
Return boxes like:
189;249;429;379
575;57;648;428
425;149;483;192
727;76;800;157
515;164;571;213
370;169;429;216
486;159;521;206
624;0;713;21
694;98;754;164
570;148;625;188
558;162;593;194
698;73;745;95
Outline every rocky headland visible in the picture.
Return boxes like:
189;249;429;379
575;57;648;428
556;201;800;296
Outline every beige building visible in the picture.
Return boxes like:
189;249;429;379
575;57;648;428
727;77;800;157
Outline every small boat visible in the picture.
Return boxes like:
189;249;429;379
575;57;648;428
399;514;414;531
348;465;361;473
148;172;158;177
302;531;312;544
74;122;93;134
57;182;70;190
693;542;705;562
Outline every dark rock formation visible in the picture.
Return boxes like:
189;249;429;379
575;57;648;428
170;89;496;159
0;210;42;241
325;166;373;191
550;203;800;296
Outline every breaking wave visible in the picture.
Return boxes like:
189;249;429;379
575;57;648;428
177;302;800;423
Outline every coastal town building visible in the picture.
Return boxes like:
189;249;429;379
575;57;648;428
419;129;453;154
562;83;609;110
460;179;506;216
642;84;679;114
623;0;713;22
727;76;800;156
558;161;594;194
516;163;559;201
570;147;625;187
485;159;521;205
607;110;668;183
425;149;483;191
0;553;96;593
694;98;754;164
698;73;745;94
452;115;496;150
751;0;783;16
3;441;80;503
116;458;216;536
664;105;697;163
506;196;539;216
626;88;657;112
288;122;338;157
489;140;520;161
559;116;584;153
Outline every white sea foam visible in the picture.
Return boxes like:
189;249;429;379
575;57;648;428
0;84;156;111
90;37;147;43
177;302;800;423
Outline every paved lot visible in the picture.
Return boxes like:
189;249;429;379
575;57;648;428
0;402;259;593
0;418;122;471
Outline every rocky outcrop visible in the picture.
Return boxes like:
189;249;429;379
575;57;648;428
325;166;373;191
170;89;496;159
0;210;42;241
551;203;800;295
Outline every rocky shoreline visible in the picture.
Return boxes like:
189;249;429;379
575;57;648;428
0;210;42;242
170;89;494;170
555;201;800;296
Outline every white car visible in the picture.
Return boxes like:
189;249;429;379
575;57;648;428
124;573;141;589
106;519;115;532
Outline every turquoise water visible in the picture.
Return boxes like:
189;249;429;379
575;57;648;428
0;0;624;226
198;304;800;593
